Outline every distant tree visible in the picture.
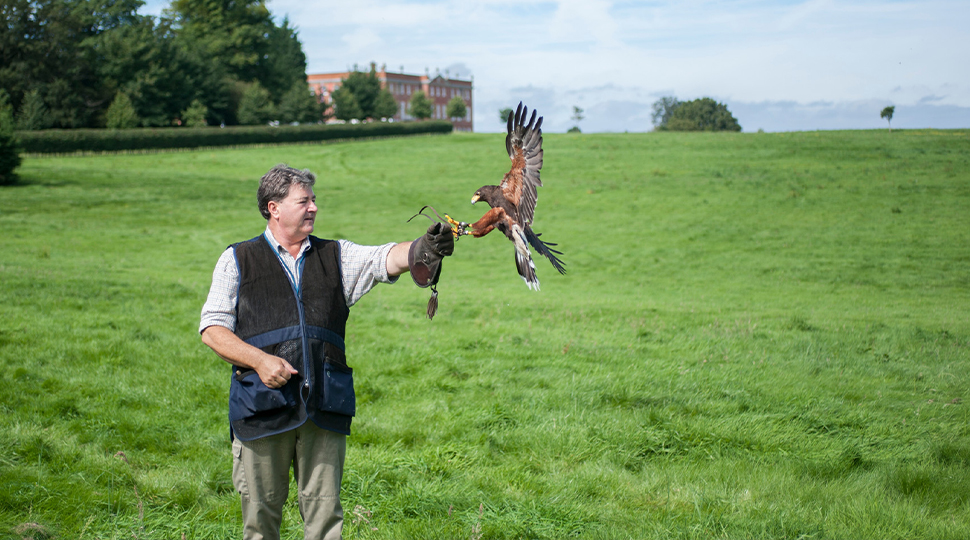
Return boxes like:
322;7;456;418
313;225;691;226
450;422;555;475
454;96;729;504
571;106;585;123
15;89;52;131
881;105;895;132
259;17;310;104
331;85;363;121
338;65;383;119
446;96;467;120
0;90;22;185
374;89;399;120
168;0;310;123
666;98;741;132
651;96;681;130
168;0;304;103
182;99;209;127
409;91;433;120
96;16;210;127
570;105;584;132
499;107;513;125
277;82;322;124
237;82;275;125
105;92;139;129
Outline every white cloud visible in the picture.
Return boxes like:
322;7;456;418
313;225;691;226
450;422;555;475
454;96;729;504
548;0;621;47
340;27;384;53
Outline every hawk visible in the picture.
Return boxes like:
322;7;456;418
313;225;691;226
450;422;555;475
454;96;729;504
464;102;565;290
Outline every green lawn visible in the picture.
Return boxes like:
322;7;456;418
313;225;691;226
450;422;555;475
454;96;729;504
1;129;968;539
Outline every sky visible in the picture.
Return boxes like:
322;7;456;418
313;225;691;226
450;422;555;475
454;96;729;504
139;0;970;133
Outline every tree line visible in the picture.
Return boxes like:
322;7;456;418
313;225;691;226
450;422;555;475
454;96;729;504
0;0;321;130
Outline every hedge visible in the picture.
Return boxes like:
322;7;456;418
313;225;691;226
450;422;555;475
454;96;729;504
16;120;454;154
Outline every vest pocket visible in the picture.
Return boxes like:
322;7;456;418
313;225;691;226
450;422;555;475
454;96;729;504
318;361;355;417
229;369;297;421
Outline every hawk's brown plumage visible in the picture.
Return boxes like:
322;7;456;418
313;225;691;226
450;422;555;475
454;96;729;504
469;102;565;290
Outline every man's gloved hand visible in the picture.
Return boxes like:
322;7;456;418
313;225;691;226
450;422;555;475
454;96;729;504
408;222;454;288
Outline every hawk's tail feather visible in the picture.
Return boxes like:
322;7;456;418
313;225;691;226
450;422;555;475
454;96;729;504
512;225;540;291
515;250;540;291
526;228;566;275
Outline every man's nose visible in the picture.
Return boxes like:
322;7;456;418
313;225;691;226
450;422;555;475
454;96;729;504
309;201;318;212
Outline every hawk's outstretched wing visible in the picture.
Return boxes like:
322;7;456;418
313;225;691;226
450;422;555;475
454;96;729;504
500;102;543;227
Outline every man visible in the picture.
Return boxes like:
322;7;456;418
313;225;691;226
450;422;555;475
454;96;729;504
200;164;452;540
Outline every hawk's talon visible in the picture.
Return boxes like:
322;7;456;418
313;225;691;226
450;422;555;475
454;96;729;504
444;214;470;237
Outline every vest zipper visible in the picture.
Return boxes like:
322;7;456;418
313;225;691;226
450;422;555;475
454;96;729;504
269;236;311;408
294;254;311;405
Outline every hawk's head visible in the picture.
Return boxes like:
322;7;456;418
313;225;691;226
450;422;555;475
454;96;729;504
471;185;501;205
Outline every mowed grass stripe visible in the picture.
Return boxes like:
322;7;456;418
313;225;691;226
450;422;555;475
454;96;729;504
0;129;968;539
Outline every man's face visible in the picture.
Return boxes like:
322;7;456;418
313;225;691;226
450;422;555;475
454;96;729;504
272;183;317;239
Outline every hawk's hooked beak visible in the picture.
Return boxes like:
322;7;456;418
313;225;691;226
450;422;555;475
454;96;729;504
470;194;480;204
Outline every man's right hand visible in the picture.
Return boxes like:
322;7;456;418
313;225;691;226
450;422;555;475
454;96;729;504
257;354;299;389
201;326;301;389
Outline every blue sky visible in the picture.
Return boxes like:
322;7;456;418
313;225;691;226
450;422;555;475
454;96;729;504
140;0;970;133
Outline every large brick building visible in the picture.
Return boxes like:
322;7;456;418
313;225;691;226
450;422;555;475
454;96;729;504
308;63;473;132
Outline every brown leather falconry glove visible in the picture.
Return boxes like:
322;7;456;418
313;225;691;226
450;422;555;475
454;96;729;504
408;222;455;319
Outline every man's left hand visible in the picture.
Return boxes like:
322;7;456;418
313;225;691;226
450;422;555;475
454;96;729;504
409;223;454;287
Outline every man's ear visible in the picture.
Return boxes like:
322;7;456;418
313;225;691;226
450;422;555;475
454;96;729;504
267;200;279;218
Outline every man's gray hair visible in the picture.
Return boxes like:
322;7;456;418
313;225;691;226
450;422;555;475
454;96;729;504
257;164;316;219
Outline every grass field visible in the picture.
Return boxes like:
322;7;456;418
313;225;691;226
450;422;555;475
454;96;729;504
1;128;968;539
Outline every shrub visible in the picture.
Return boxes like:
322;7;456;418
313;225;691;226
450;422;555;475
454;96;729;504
277;83;322;124
0;90;22;185
373;89;398;120
237;83;275;125
182;100;209;127
446;96;467;120
106;92;140;129
332;86;363;122
409;91;432;120
16;89;53;131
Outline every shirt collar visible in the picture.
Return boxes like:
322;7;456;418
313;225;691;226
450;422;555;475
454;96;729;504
263;226;311;258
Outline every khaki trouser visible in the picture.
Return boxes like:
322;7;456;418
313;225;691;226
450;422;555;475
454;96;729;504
232;422;346;540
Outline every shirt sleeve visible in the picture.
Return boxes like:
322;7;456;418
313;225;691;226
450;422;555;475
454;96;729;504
200;247;239;333
338;239;400;307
